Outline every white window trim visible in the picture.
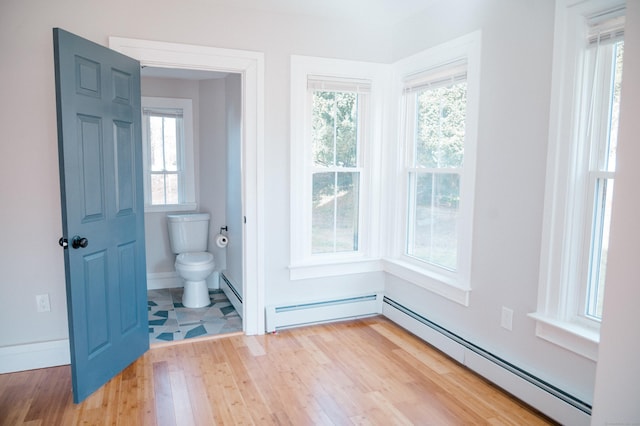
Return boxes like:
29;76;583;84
141;96;196;212
289;56;389;280
383;31;481;306
530;0;625;361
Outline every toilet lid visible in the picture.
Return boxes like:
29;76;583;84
176;252;214;266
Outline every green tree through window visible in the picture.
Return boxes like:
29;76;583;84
311;90;362;254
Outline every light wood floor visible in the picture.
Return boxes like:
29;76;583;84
0;316;556;425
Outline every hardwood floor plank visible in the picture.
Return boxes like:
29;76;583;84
219;339;276;424
0;317;557;425
168;370;195;426
153;361;177;426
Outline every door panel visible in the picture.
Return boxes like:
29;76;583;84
54;28;148;403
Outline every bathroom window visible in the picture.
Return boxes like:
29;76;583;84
141;97;196;212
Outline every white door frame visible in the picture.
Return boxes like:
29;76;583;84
109;36;265;335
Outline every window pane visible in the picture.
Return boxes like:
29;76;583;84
407;172;460;270
312;172;360;254
605;42;624;173
586;178;614;320
165;173;179;205
583;41;623;320
335;93;358;167
149;116;165;172
312;91;358;167
150;174;165;205
335;172;359;252
312;92;336;167
312;172;336;254
415;82;467;169
163;117;178;172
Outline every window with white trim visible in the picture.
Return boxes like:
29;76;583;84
581;15;624;321
141;97;196;212
289;56;386;279
404;62;468;271
384;32;480;306
531;0;625;360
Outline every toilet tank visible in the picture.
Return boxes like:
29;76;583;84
167;213;210;254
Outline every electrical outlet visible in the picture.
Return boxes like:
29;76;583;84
501;307;513;331
36;294;51;312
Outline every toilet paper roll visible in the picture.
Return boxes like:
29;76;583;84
215;234;228;248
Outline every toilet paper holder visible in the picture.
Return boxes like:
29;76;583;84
216;226;229;248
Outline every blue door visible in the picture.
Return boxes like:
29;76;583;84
53;28;149;403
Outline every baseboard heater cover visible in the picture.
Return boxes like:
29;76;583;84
220;272;243;319
266;293;383;332
383;296;591;421
221;272;242;303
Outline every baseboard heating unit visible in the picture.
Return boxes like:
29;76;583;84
266;293;383;333
220;272;243;319
382;296;591;425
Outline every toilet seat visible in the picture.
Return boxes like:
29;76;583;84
176;252;214;266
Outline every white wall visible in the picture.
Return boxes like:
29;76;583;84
224;74;244;297
385;0;597;405
199;77;230;284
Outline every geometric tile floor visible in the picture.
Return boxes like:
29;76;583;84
148;287;242;345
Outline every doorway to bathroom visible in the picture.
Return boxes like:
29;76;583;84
141;67;245;344
109;37;266;338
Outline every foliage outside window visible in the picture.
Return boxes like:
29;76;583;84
309;83;368;255
404;65;468;272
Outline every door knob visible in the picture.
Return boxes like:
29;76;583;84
71;236;89;249
59;237;68;249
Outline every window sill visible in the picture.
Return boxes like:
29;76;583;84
527;313;599;361
382;258;471;306
289;257;383;281
144;203;197;213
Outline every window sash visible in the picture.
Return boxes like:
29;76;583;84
406;170;461;271
145;113;185;205
403;69;468;272
575;37;623;323
307;86;368;256
311;171;360;254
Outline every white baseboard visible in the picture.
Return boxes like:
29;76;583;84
147;272;182;290
0;339;70;374
382;298;591;426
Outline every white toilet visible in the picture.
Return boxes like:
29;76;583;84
167;213;216;308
